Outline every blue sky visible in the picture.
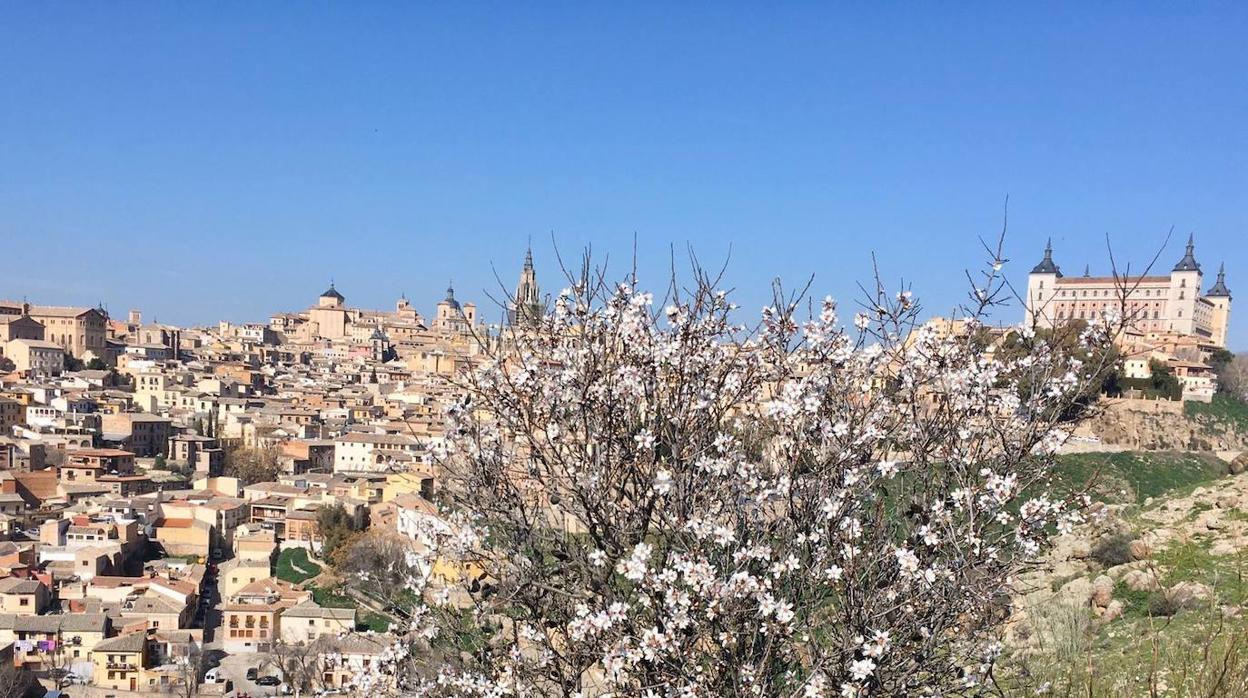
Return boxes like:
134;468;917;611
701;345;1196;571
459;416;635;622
1;4;1245;347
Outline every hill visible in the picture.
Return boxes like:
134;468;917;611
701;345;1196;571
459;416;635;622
1002;449;1248;696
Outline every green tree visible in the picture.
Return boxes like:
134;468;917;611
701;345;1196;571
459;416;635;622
316;503;362;561
1145;359;1183;400
86;357;108;370
996;320;1122;419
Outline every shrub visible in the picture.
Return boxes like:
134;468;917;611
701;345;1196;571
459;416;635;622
1147;592;1181;618
1089;533;1135;568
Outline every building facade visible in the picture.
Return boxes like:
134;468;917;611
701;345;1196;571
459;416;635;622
1025;236;1232;347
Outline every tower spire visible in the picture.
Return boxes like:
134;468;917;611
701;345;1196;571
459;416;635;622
1207;262;1232;298
1173;234;1201;272
1030;238;1062;276
509;243;543;326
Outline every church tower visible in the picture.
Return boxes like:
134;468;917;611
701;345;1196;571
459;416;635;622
508;246;543;327
1206;262;1233;348
1168;234;1202;335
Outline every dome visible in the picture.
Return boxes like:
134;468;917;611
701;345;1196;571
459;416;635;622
442;283;462;311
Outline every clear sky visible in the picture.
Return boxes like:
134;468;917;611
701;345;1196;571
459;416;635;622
1;4;1245;347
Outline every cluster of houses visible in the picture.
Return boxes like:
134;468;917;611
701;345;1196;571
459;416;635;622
0;253;541;694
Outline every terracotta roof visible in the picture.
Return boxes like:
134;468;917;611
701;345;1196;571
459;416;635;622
67;448;135;458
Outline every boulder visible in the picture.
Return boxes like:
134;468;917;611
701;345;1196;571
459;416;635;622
1211;539;1244;557
1069;540;1091;560
1056;577;1094;607
1090;575;1115;608
1122;569;1161;593
1129;539;1152;561
1216;493;1240;509
1167;581;1214;610
1102;599;1125;623
1230;453;1248;475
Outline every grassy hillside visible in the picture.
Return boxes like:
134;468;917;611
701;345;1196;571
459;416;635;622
1003;450;1248;696
1049;451;1228;504
1185;394;1248;434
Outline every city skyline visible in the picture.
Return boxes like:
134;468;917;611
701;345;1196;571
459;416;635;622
2;4;1245;346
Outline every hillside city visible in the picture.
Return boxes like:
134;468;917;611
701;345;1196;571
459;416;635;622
0;240;1237;698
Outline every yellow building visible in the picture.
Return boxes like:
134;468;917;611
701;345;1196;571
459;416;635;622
92;631;147;691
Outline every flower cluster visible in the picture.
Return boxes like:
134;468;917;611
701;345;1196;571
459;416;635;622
396;261;1120;698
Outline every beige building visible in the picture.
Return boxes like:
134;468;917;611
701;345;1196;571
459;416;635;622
0;302;108;360
220;559;274;598
101;412;171;457
278;599;356;644
308;284;350;340
4;338;64;375
0;577;51;614
333;432;422;472
0;313;44;344
0;612;110;675
1025;236;1232;347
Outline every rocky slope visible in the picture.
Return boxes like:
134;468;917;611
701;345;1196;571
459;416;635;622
1007;453;1248;664
1074;399;1248;451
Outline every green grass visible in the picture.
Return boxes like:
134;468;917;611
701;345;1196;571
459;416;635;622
359;612;391;632
275;547;323;584
1048;451;1228;504
310;584;356;609
1185;394;1248;433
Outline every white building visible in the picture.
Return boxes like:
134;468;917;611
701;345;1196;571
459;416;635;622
1025;235;1232;346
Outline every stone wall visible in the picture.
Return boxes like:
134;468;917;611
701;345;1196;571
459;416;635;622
1074;397;1248;452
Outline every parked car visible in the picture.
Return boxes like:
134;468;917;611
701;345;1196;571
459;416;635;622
246;668;259;681
255;676;281;687
204;667;221;683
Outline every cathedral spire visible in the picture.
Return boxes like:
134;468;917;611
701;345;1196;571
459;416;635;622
509;245;543;326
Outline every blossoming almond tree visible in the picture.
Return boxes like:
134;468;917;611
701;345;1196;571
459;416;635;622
387;249;1123;698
